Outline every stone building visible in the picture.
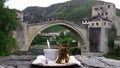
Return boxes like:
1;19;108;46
92;2;116;20
82;1;120;55
16;10;23;22
92;2;120;39
14;10;28;51
82;16;112;54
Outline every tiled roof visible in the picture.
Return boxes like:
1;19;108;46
82;15;112;22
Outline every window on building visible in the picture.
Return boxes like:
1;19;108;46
92;23;94;26
108;23;111;26
96;23;99;26
98;13;100;15
106;17;108;19
100;7;102;9
114;5;115;8
95;8;98;11
102;13;104;16
106;12;108;15
104;22;106;25
83;20;85;23
108;5;110;8
108;23;109;26
87;20;89;23
23;41;24;44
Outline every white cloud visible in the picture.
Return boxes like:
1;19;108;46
4;0;120;11
102;0;120;9
5;0;70;10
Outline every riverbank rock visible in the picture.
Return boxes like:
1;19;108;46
0;55;36;68
75;55;120;68
0;65;5;68
0;55;120;68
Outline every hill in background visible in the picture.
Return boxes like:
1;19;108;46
22;0;120;32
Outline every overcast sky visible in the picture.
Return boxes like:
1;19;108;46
4;0;120;11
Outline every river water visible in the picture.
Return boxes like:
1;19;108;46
28;49;44;55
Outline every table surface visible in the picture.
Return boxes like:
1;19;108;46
30;64;81;68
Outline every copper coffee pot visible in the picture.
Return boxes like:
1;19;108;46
56;44;70;64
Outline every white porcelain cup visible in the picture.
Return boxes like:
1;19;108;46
44;49;59;61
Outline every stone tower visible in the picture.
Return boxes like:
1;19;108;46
82;16;111;55
14;10;28;52
82;2;115;55
92;2;116;25
16;10;23;22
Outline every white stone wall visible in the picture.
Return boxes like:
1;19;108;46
114;16;120;48
13;22;28;51
82;20;89;25
115;16;120;36
100;27;109;53
16;11;23;21
88;21;111;28
114;40;120;47
82;19;111;28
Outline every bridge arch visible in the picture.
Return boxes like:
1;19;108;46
16;20;89;55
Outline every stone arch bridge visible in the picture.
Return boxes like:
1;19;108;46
14;20;89;55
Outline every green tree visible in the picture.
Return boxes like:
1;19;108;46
57;32;77;45
58;38;73;45
108;37;114;50
31;35;48;45
0;0;19;56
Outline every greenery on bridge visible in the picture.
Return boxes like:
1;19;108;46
31;35;48;45
104;36;120;60
0;0;19;56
